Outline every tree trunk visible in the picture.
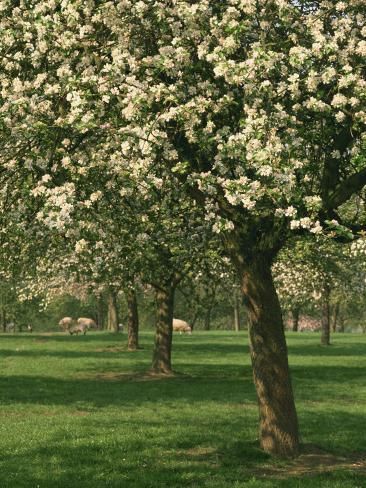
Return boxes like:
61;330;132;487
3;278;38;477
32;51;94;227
331;301;340;333
240;256;299;457
338;314;345;332
321;287;331;346
291;308;300;332
107;291;119;333
1;308;6;333
204;307;211;330
126;288;139;351
234;294;240;332
151;284;175;375
96;295;105;330
190;311;199;331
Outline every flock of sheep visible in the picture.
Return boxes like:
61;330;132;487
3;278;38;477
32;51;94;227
4;317;192;335
58;317;192;335
58;317;97;335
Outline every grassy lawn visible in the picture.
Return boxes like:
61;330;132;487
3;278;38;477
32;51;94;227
0;331;365;487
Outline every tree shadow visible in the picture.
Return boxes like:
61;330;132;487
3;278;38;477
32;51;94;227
0;332;128;343
288;341;366;357
0;441;268;488
0;372;256;408
173;341;250;356
0;426;364;488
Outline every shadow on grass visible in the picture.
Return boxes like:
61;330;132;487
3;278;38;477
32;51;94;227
0;372;256;408
0;347;143;360
0;432;365;488
0;332;250;354
288;341;366;357
0;440;271;488
0;332;128;342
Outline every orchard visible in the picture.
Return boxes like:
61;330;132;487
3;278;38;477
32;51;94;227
0;0;365;476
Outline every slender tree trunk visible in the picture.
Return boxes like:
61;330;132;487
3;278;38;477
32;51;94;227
190;311;199;331
291;308;300;332
234;294;240;332
204;307;211;330
240;256;299;457
338;314;345;332
331;301;340;333
126;288;139;351
151;284;175;375
107;291;119;333
96;295;105;330
1;308;6;333
321;287;331;346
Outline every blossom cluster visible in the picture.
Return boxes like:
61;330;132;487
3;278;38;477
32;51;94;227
0;0;365;285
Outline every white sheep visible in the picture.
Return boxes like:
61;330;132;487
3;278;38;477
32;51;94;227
173;318;192;334
69;324;87;335
77;317;97;330
58;317;74;332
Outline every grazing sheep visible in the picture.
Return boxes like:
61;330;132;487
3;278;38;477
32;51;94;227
173;318;192;334
77;317;97;330
59;317;74;331
6;322;15;333
69;324;88;335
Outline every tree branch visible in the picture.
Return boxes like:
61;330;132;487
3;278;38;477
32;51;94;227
326;167;366;210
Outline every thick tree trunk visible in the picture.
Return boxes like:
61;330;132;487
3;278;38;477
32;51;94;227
240;257;299;458
291;308;300;332
234;295;240;332
321;287;331;345
151;285;175;375
107;291;119;333
126;288;139;351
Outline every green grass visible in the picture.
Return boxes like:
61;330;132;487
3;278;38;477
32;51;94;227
0;331;365;487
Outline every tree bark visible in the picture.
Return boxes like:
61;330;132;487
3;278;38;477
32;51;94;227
291;308;300;332
107;291;119;333
151;284;175;375
338;314;345;333
190;311;199;331
1;308;6;333
331;301;340;333
321;287;331;346
126;288;139;351
234;294;240;332
240;256;299;458
96;295;105;330
204;307;211;330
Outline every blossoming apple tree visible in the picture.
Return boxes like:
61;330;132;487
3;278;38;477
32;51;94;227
0;0;365;457
273;237;365;342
